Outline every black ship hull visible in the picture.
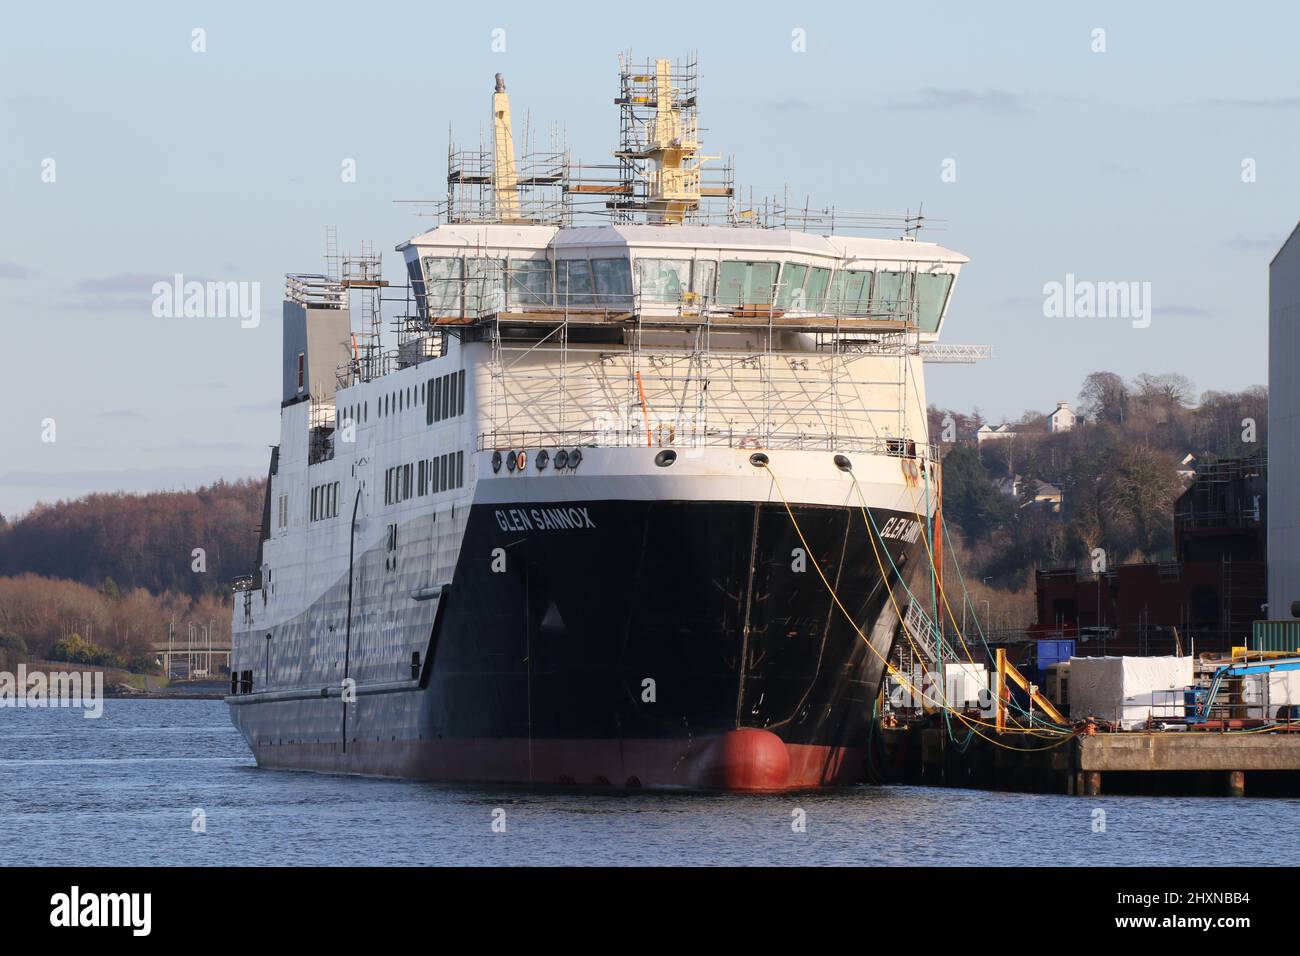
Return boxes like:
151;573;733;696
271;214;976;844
231;497;928;790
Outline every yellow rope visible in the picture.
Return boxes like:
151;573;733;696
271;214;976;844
763;463;1077;752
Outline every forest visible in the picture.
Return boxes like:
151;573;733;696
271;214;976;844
0;479;263;669
928;371;1266;630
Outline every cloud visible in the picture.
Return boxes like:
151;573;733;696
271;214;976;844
1202;96;1300;110
0;260;37;280
764;96;812;112
97;409;145;420
1098;161;1141;175
884;88;1031;116
75;273;166;294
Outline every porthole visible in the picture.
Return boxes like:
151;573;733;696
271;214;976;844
569;448;583;469
749;452;769;467
655;449;677;467
536;449;549;471
491;450;503;474
834;454;852;472
554;449;569;469
506;451;517;473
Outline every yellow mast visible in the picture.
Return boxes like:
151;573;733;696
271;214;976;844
492;73;521;222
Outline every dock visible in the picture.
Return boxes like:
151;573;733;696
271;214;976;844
880;724;1300;797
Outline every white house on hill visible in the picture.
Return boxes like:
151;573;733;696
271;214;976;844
1049;401;1077;433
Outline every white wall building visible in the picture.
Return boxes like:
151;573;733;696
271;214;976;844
1269;222;1300;618
1048;401;1076;433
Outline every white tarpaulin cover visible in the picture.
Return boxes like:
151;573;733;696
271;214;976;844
1068;656;1193;728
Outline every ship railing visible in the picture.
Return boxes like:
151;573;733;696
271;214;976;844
286;273;346;309
477;429;939;460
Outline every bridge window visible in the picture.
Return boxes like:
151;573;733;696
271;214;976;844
557;259;595;307
916;271;954;333
637;258;691;303
592;258;633;307
421;257;463;315
830;269;872;315
508;258;552;308
804;267;831;310
873;270;914;320
718;260;779;307
465;258;505;315
775;263;809;310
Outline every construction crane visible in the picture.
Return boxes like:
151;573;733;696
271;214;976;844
1187;655;1300;724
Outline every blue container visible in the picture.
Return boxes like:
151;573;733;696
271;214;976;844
1037;639;1076;667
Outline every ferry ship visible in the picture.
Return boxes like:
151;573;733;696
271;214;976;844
227;56;968;790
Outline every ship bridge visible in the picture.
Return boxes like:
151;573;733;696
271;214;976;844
397;222;967;340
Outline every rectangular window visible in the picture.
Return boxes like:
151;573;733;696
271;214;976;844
830;270;872;315
693;260;716;305
421;257;463;316
636;258;692;304
458;370;466;416
441;376;451;420
403;463;412;500
434;376;443;422
456;451;464;488
297;353;305;391
557;259;595;307
915;271;954;333
775;263;809;310
418;460;427;496
507;258;553;308
718;261;779;307
465;257;506;316
426;378;435;425
873;271;914;320
804;267;831;311
310;487;316;521
591;258;633;307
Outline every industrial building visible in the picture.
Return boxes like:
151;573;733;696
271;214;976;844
1268;223;1300;619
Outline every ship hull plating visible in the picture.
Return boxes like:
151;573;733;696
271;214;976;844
230;498;926;790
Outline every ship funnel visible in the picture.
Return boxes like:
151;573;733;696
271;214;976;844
492;73;521;221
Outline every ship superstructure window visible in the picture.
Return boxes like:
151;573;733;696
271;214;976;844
427;369;466;424
873;270;914;320
775;263;809;310
508;258;552;308
465;258;506;315
277;494;288;529
406;258;427;318
297;353;305;392
421;451;464;494
915;271;954;333
421;256;463;316
591;258;633;307
557;259;595;307
636;258;692;304
830;269;873;315
310;481;339;521
804;266;831;310
718;261;779;307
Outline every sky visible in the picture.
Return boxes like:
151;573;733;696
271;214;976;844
1;1;1296;518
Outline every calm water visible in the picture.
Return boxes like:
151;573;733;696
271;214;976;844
1;699;1296;866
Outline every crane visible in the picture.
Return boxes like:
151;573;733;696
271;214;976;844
1187;655;1300;724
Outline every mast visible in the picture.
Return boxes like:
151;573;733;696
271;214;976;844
492;73;521;222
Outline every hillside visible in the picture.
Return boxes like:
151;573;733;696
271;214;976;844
0;478;265;599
